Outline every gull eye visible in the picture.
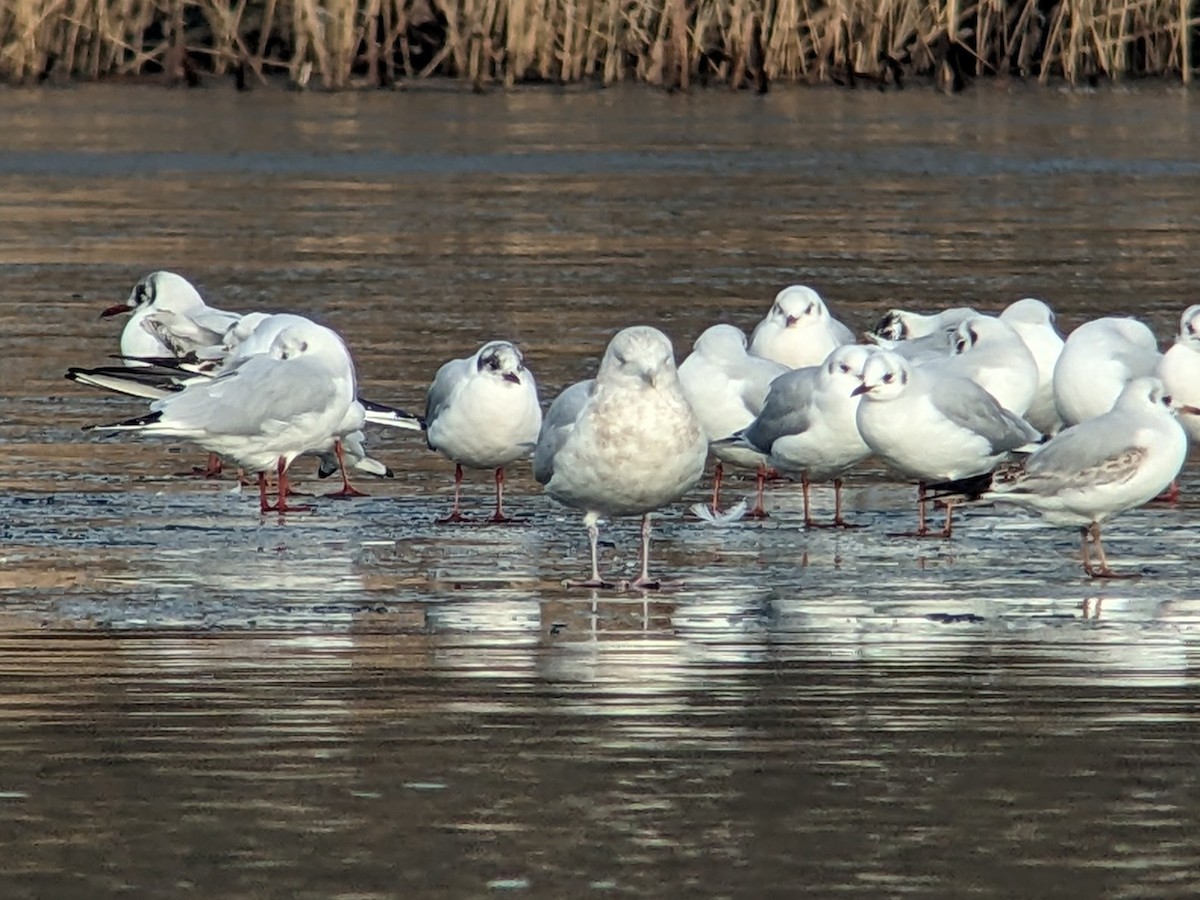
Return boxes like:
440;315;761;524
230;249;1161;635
804;304;815;316
1188;322;1197;336
882;372;894;384
839;363;851;373
1162;393;1172;406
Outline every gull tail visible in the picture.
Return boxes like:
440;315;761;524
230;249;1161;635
83;410;164;432
925;472;995;502
360;397;425;432
66;366;179;401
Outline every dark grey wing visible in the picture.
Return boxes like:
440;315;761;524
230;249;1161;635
741;368;818;452
533;379;594;485
930;377;1040;453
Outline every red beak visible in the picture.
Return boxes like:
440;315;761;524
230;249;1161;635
785;315;799;327
503;372;521;384
100;303;131;318
850;383;870;397
1177;404;1200;416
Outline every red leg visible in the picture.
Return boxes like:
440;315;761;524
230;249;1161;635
744;463;770;519
436;463;470;524
263;457;312;514
486;467;516;523
324;439;369;499
710;461;724;514
257;471;273;514
801;473;815;528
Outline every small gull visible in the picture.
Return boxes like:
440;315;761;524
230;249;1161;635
84;317;365;513
424;340;543;523
677;324;788;518
1157;304;1200;443
748;285;854;369
868;305;979;342
984;377;1195;578
1053;316;1160;426
534;326;707;589
737;344;872;527
854;350;1040;536
998;298;1065;435
102;271;242;363
923;314;1039;418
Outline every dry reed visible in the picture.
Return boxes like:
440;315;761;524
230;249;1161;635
0;0;1193;89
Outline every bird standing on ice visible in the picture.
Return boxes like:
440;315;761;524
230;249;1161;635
424;340;543;523
534;326;707;589
984;377;1194;578
677;324;788;517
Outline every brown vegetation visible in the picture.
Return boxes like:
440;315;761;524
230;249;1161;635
0;0;1194;90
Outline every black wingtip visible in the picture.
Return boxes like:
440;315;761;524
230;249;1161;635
83;410;164;432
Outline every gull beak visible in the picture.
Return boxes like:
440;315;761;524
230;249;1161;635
100;303;131;318
640;371;658;388
785;315;799;327
1176;404;1200;416
502;372;521;384
850;383;871;397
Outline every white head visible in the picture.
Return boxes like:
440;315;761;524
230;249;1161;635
475;340;527;384
599;326;677;389
103;271;204;319
821;343;872;385
692;324;748;359
951;315;1013;355
1176;305;1200;347
852;350;911;402
767;285;831;330
268;318;351;370
1116;376;1199;417
1000;297;1057;329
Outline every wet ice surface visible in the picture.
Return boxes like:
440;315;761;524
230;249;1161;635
3;83;1200;897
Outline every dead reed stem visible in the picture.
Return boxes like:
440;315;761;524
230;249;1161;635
0;0;1193;88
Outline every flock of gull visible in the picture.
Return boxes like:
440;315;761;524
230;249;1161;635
64;272;1200;588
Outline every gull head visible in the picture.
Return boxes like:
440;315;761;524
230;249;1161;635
771;285;828;329
103;271;203;319
1120;376;1200;417
950;315;1008;355
851;350;910;401
823;343;872;386
600;325;677;389
476;340;526;385
269;319;349;368
870;309;912;342
1176;304;1200;348
1000;297;1057;329
691;324;748;360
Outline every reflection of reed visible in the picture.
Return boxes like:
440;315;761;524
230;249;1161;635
0;0;1194;89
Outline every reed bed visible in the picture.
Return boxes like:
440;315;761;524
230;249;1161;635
0;0;1194;89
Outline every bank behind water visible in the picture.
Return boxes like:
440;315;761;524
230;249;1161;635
0;0;1195;92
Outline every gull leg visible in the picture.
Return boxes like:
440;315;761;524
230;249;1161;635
257;471;273;514
324;439;369;499
486;467;516;524
565;512;615;589
938;500;956;538
710;461;724;514
435;463;470;524
830;477;863;529
627;513;684;591
889;482;940;538
1086;521;1136;579
271;457;312;513
802;473;815;529
181;452;223;479
745;463;770;519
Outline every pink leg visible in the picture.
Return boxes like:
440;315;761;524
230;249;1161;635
263;457;312;514
710;461;724;513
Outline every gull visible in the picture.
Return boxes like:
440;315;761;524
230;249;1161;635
73;312;420;494
854;350;1040;536
102;271;241;363
534;326;707;589
998;298;1065;435
984;377;1195;578
923;314;1039;417
868;305;979;342
677;324;788;517
736;344;872;527
423;340;543;523
1053;316;1160;427
1157;304;1200;443
83;317;365;513
748;285;855;369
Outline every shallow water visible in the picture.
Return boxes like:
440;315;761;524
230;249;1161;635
3;82;1200;897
